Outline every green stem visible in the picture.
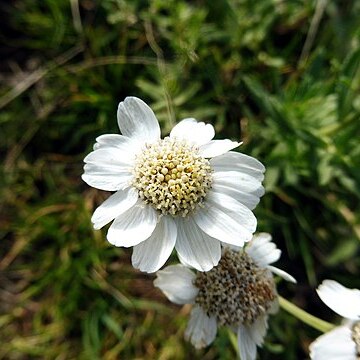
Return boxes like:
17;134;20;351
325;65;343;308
279;296;335;333
227;329;239;356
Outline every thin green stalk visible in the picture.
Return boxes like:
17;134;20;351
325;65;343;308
279;296;335;333
227;328;239;356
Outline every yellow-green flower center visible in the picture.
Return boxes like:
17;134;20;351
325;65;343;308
132;137;212;216
194;249;277;327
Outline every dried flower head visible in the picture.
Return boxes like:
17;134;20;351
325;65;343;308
155;233;296;360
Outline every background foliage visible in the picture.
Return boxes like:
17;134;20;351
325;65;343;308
1;0;359;359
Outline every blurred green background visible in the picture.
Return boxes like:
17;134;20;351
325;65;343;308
1;0;359;359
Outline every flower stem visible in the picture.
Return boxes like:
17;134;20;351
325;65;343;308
227;329;239;356
279;296;335;333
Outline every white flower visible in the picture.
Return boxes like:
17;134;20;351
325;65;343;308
154;233;296;359
82;97;265;273
309;280;360;360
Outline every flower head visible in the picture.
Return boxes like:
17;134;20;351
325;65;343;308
154;233;296;360
309;280;360;360
82;97;265;273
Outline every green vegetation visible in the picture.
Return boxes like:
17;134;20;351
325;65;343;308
1;0;359;358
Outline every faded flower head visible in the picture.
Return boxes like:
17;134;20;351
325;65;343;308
154;233;296;360
82;97;265;273
194;249;277;327
310;280;360;360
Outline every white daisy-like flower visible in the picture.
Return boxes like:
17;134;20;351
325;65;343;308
82;97;265;273
154;233;296;360
309;280;360;360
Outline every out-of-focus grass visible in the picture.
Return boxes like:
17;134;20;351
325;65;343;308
1;0;359;358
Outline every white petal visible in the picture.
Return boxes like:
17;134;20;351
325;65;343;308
212;171;265;196
245;233;281;267
309;325;356;360
199;139;241;158
267;266;297;284
93;134;141;155
82;147;134;191
249;315;269;346
91;188;138;229
84;147;134;166
93;134;126;149
117;97;160;143
237;325;257;360
210;151;265;181
107;202;158;247
184;305;217;349
269;299;280;315
82;168;132;191
175;217;221;272
154;264;198;304
317;280;360;320
237;315;269;360
132;216;177;273
170;118;215;146
211;182;261;210
194;192;257;247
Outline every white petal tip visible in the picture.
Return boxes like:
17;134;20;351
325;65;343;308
92;223;103;230
267;266;296;283
287;275;297;284
134;264;157;274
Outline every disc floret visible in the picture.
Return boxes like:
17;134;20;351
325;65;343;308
132;137;212;216
194;249;277;327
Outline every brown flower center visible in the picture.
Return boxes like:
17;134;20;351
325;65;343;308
194;249;277;327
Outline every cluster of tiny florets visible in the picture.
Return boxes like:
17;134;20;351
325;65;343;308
352;322;360;358
193;249;277;327
132;137;212;216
